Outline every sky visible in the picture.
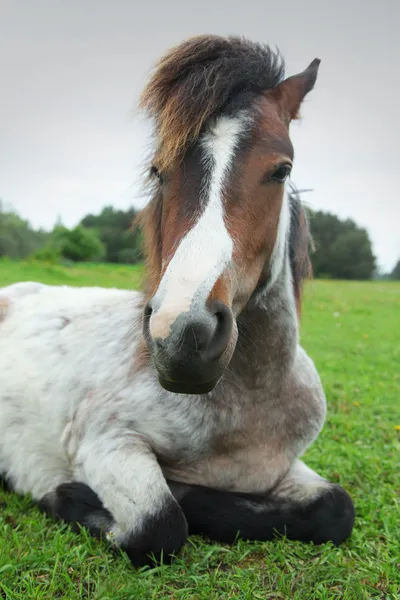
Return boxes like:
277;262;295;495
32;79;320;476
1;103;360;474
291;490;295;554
1;0;399;271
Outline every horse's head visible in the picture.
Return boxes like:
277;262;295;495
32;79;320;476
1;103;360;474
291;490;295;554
138;35;318;394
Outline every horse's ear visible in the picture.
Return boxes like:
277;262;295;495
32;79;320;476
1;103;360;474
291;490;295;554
270;58;321;122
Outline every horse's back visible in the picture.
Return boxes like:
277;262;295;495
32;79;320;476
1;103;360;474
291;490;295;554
0;281;144;401
0;281;142;331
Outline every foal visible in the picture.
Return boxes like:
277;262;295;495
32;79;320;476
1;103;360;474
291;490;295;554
0;35;354;567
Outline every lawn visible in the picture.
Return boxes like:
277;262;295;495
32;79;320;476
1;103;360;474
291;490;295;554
1;259;399;599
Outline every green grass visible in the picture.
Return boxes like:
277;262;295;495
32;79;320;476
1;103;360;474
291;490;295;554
0;258;144;290
1;259;399;599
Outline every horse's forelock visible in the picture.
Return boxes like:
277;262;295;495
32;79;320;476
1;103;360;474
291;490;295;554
139;34;285;172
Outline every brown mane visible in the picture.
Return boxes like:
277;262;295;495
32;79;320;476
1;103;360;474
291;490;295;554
139;34;284;172
288;187;314;315
135;190;162;300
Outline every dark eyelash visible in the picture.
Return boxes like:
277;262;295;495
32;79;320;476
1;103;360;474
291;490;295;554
260;164;292;185
269;164;291;183
150;166;163;183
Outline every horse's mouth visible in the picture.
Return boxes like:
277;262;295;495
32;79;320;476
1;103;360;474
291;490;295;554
158;374;220;395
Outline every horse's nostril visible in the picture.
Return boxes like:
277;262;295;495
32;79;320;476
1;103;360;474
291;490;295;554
144;301;153;319
204;300;233;362
154;337;168;351
143;301;154;347
144;297;232;375
143;300;233;394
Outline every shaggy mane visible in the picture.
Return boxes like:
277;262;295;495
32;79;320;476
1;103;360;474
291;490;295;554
139;34;285;172
288;187;314;315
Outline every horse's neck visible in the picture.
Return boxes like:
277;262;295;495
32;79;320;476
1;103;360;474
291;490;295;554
227;258;299;391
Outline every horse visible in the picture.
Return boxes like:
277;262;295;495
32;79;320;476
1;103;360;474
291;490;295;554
0;35;355;567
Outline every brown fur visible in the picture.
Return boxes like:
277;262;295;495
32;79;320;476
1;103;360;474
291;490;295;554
269;58;321;123
0;297;9;322
224;98;292;306
208;276;232;308
139;35;284;172
131;337;151;375
134;192;163;300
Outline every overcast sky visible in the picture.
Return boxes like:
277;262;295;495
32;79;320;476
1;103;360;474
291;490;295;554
1;0;399;271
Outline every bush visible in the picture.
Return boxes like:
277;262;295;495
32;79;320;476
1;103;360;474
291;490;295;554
32;246;61;264
43;225;105;263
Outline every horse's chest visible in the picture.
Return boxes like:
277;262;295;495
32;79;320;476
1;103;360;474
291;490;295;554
160;404;289;493
162;440;289;493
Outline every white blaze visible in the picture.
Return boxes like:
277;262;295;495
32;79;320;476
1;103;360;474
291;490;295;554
150;115;245;340
265;183;291;292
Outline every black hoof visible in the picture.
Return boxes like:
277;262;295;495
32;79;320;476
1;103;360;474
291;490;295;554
39;482;188;567
0;473;12;492
38;482;114;538
177;481;355;547
306;485;355;546
120;497;188;567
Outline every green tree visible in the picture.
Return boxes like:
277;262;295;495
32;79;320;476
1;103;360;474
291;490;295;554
0;201;49;258
308;210;376;280
80;206;143;263
47;224;105;262
390;260;400;280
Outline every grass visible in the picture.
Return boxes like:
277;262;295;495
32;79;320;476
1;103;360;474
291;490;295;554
1;259;399;599
0;258;144;290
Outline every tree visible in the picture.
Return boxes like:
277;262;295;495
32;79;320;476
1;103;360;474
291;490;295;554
0;201;49;259
36;224;105;263
1;200;142;264
391;260;400;280
80;206;143;263
308;210;376;280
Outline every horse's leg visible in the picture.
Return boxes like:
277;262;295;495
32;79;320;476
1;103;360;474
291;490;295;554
38;481;114;538
171;460;355;547
0;472;11;491
39;437;188;567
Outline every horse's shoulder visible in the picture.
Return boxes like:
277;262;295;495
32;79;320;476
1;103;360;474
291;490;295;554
289;344;326;417
281;344;326;415
293;345;320;383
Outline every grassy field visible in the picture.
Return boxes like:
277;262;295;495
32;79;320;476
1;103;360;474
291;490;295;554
0;258;399;599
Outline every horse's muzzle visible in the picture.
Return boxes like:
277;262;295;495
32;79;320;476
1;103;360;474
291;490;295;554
143;300;233;395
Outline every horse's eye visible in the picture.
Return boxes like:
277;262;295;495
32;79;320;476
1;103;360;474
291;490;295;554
150;166;163;183
270;165;291;183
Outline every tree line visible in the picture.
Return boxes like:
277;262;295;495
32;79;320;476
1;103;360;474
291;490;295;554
0;198;397;280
